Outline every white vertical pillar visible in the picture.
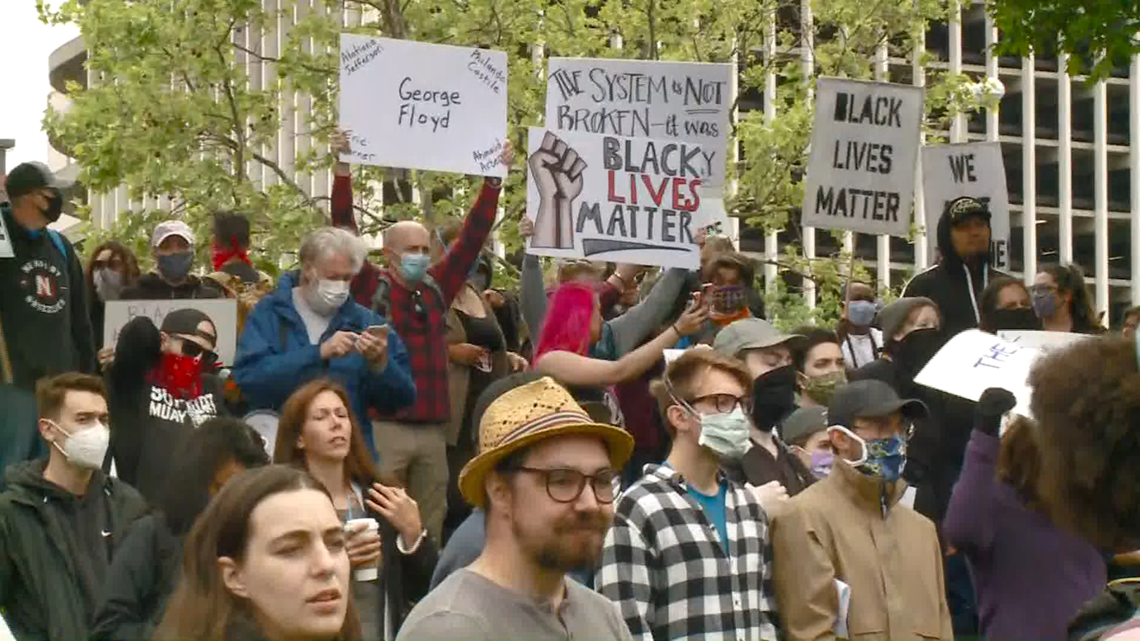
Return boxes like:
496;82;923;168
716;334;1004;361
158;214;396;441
1093;79;1110;316
763;16;779;290
1022;53;1037;284
875;39;890;288
984;14;1000;141
1058;52;1073;264
728;45;741;243
913;19;928;270
948;0;966;143
1132;53;1140;305
801;0;816;308
278;1;295;181
294;0;312;195
261;0;279;189
311;0;329;207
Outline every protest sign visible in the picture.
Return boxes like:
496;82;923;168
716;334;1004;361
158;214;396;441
338;34;508;177
0;212;13;258
922;142;1011;270
997;330;1090;351
663;349;685;364
545;57;732;189
913;330;1036;417
104;300;239;365
801;77;924;237
524;127;723;269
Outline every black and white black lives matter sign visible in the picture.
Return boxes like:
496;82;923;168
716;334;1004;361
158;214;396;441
921;142;1011;271
801;78;924;238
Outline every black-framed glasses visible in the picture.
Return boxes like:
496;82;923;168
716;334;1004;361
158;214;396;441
177;338;219;368
512;467;619;504
688;393;752;415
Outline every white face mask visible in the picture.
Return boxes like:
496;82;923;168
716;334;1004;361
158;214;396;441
307;278;351;316
48;420;111;470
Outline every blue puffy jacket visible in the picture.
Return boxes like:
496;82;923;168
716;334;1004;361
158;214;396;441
233;271;416;457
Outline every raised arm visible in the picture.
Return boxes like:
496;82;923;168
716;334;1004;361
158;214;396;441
534;301;706;388
608;268;691;356
520;253;547;342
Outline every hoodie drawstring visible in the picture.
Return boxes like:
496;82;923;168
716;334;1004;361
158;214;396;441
962;264;987;325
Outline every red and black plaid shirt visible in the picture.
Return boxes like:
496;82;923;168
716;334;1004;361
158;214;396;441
380;181;500;423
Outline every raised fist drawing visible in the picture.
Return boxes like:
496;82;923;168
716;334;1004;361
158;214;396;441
528;131;586;249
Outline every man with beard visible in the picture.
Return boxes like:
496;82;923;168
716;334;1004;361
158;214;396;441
397;376;635;641
597;348;781;641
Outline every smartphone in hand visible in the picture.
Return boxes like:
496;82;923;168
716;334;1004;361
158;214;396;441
365;325;390;338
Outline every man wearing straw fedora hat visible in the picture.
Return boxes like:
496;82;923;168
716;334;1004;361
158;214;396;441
397;376;635;641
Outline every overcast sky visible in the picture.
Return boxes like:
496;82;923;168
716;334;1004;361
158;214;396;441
0;2;79;170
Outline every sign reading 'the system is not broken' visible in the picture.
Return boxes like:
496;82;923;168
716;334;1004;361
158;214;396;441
801;77;924;238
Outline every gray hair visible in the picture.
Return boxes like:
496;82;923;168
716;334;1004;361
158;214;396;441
299;227;367;275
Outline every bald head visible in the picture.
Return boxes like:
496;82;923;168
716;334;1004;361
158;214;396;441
384;221;430;254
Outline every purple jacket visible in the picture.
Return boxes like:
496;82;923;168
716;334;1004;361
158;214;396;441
943;429;1107;641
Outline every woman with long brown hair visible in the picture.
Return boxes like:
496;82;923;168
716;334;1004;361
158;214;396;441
273;379;436;640
85;240;140;362
154;465;358;641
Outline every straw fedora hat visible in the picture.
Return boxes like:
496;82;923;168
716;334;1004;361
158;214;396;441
458;377;634;508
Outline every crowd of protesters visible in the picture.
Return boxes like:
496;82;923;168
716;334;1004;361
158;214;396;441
1;147;1139;641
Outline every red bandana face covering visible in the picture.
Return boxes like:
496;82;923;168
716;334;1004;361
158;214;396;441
151;352;204;400
211;240;252;271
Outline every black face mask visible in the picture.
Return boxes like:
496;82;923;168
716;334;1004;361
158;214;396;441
750;365;798;432
40;189;64;224
891;328;944;381
989;307;1042;332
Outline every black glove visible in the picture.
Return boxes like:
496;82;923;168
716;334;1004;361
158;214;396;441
975;388;1017;436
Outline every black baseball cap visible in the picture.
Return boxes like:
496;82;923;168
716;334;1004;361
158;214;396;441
827;379;928;430
4;162;74;200
945;196;991;226
161;309;217;344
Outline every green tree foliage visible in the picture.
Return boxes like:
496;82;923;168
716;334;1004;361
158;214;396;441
40;0;987;323
988;0;1139;82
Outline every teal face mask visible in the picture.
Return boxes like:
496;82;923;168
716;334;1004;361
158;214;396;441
399;253;430;284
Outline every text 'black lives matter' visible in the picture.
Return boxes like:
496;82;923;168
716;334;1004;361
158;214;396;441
834;92;904;128
574;136;704;256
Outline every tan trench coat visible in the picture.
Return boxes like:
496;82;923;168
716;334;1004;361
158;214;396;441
771;459;953;641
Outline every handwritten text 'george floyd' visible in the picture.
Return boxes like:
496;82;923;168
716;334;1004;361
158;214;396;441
397;77;461;132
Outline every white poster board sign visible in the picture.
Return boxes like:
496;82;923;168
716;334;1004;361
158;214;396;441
525;127;723;269
338;34;508;177
913;330;1038;417
104;300;239;366
997;330;1090;351
801;78;924;237
0;212;13;259
922;142;1011;271
545;57;732;186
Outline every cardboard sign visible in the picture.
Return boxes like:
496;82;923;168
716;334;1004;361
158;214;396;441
545;57;732;190
801;78;924;237
922;142;1012;270
524;127;723;269
913;330;1037;417
0;212;13;259
997;330;1091;351
104;300;239;366
338;34;509;177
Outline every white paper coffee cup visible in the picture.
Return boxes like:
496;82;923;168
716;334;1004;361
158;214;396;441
345;517;380;581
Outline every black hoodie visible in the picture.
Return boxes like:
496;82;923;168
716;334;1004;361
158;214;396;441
106;316;226;503
902;209;1009;340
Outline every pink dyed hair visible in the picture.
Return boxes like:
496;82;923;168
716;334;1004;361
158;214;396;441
534;283;597;362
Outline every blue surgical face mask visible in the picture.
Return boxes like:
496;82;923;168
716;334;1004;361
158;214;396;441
847;300;877;327
831;426;907;482
399;253;430;284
